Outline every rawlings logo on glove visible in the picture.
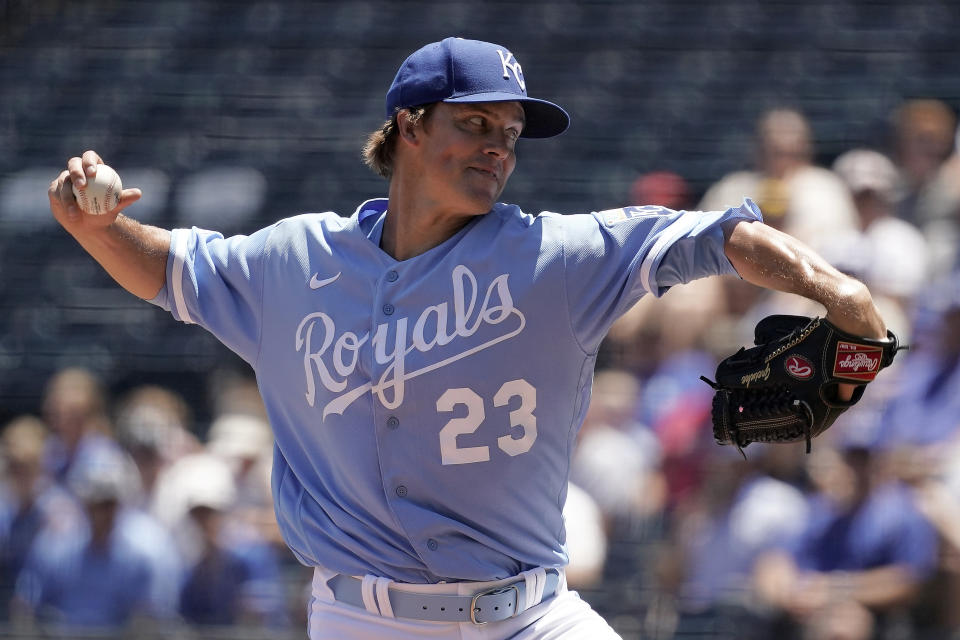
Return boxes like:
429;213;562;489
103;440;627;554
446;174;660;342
785;355;814;379
834;343;883;380
701;315;903;455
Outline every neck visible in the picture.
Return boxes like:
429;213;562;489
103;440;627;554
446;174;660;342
381;181;478;261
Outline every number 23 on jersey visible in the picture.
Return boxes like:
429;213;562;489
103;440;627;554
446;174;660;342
437;379;537;465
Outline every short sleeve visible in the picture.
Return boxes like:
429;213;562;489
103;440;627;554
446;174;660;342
148;224;275;365
562;199;762;350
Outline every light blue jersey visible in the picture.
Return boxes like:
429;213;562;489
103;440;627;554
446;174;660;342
150;198;761;583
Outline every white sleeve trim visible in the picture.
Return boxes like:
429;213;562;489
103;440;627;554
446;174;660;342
170;230;195;325
638;213;701;294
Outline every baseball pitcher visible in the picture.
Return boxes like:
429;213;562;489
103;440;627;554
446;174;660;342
48;37;892;639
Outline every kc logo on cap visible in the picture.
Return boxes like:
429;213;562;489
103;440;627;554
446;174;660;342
385;37;569;139
497;49;525;91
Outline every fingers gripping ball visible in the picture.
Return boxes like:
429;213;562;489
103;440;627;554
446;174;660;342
701;315;903;455
72;164;122;215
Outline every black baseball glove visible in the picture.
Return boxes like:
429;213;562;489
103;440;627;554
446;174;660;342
701;315;902;454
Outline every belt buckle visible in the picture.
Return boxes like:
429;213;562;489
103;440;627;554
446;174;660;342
469;584;519;625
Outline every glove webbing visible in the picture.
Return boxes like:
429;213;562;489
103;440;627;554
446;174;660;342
701;380;816;456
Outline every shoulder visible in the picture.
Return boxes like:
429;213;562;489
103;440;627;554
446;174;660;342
113;511;166;570
803;493;838;523
487;202;541;228
481;203;577;243
24;526;86;572
491;202;603;224
118;508;176;548
258;211;355;252
35;483;84;530
491;203;618;232
486;204;632;255
272;211;352;236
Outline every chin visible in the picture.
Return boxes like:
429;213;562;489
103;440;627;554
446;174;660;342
457;178;502;214
471;203;496;216
457;194;497;216
474;187;503;211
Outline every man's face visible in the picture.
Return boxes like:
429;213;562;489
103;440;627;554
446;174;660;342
413;101;524;216
86;498;119;544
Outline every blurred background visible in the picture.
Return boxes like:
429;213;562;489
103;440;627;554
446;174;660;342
2;0;960;638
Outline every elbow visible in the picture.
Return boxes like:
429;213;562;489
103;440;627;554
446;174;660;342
839;276;872;305
824;273;873;314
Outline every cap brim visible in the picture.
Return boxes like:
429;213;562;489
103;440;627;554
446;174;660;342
443;92;570;138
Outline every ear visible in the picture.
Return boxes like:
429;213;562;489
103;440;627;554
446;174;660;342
396;109;422;148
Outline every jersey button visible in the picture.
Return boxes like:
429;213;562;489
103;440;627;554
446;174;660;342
383;303;395;315
387;416;400;429
427;539;439;551
386;270;399;282
395;485;408;498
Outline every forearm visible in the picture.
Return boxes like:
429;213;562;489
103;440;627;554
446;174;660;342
754;553;921;614
754;550;799;608
68;214;171;300
722;219;886;339
829;566;922;610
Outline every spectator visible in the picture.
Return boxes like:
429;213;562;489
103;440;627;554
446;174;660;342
629;170;692;211
13;446;175;630
754;443;938;640
572;368;664;527
890;99;960;277
206;412;275;524
172;452;288;628
699;107;858;251
176;452;244;625
827;149;929;314
640;351;718;508
562;481;607;590
40;367;119;484
208;371;271;424
113;384;201;513
909;432;960;635
0;416;82;621
661;445;808;639
876;275;960;450
567;369;663;633
891;100;958;224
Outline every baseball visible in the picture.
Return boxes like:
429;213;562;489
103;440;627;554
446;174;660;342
72;164;122;215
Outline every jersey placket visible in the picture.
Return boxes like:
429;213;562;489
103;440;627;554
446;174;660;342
367;265;435;567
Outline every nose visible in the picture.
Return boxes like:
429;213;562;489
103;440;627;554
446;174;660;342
483;131;513;160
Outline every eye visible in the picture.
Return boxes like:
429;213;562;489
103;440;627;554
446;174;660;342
506;128;520;142
468;116;485;127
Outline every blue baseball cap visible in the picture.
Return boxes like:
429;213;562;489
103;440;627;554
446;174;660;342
385;37;570;139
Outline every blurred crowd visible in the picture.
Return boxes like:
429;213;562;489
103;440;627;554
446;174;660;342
0;368;309;638
567;97;960;640
2;98;960;640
